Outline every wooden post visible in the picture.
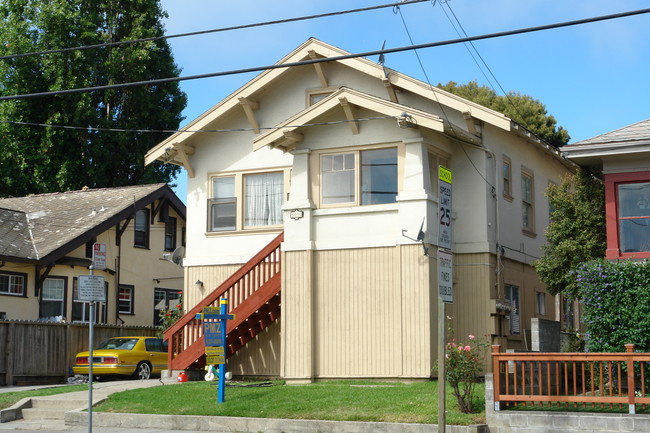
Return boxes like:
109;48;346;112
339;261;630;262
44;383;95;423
492;345;502;411
625;343;636;414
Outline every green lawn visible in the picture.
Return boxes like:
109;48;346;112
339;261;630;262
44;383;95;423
0;385;88;410
93;380;486;425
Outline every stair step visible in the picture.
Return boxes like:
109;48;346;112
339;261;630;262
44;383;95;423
30;398;87;410
21;407;68;420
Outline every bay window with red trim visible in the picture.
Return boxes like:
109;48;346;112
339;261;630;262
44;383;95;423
605;171;650;259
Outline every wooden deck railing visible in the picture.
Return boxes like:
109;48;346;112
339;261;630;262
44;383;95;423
492;344;650;414
163;232;283;371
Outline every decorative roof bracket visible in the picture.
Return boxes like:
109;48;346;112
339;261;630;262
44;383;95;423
338;97;360;135
238;97;260;134
308;50;328;88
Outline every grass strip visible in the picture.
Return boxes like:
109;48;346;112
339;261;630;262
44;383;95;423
95;380;486;426
0;385;88;410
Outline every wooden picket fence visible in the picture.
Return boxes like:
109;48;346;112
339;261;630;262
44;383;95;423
0;320;159;386
492;344;650;414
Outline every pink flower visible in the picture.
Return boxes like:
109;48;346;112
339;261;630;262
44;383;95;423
464;345;471;351
469;335;475;340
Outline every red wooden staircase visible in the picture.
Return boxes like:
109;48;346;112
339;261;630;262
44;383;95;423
163;232;283;371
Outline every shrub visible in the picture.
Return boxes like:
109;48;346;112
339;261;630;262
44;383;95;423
576;260;650;352
157;292;184;337
445;333;489;413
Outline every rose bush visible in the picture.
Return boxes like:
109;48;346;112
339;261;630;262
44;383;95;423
157;292;183;337
445;333;489;413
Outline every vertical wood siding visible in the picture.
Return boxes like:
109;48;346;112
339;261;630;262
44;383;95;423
281;250;314;380
227;318;281;376
446;253;496;346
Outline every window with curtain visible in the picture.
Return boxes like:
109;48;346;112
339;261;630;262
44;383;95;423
41;277;65;318
0;272;26;296
244;172;284;227
118;285;135;314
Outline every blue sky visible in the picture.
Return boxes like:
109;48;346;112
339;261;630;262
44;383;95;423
158;0;650;202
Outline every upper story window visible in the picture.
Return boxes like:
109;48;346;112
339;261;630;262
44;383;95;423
321;147;398;207
503;156;512;199
209;170;286;232
521;168;535;235
617;181;650;254
134;209;150;248
0;271;26;296
164;217;177;251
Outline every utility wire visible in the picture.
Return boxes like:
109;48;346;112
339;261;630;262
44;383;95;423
0;116;397;134
0;0;429;61
1;7;647;102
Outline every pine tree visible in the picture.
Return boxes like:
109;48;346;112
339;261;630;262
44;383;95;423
0;0;186;196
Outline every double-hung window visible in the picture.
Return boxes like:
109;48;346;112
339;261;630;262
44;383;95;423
164;217;177;251
209;171;285;232
41;277;66;319
134;209;150;248
0;271;26;296
521;169;535;234
617;181;650;254
118;285;135;314
321;147;398;206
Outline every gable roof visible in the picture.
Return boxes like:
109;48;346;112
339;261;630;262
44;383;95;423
145;38;512;168
562;118;650;164
252;87;480;152
0;184;185;265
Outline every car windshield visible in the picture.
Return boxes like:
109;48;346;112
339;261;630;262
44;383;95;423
97;338;138;350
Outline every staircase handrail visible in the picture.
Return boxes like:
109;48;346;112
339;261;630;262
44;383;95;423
163;231;283;341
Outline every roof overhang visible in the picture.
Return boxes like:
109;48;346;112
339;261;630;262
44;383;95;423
145;38;514;170
252;87;480;152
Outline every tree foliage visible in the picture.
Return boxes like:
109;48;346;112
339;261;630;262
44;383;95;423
533;169;606;299
438;80;570;148
577;260;650;352
0;0;187;197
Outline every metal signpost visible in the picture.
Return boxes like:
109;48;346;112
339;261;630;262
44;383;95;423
196;300;234;403
437;166;453;433
78;243;106;433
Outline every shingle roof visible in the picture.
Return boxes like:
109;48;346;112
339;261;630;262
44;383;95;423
0;184;184;263
572;118;650;146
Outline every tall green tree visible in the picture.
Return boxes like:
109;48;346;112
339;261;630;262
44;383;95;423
0;0;186;197
533;169;606;299
438;80;570;148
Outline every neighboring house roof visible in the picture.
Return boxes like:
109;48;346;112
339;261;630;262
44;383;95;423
0;184;185;265
562;118;650;166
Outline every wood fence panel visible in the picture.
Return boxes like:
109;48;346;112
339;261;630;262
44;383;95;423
0;321;160;386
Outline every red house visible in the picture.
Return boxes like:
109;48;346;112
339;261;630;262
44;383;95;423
562;119;650;260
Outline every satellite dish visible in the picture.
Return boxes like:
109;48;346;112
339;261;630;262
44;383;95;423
170;246;185;266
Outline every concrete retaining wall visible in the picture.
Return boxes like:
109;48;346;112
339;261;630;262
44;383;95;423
66;410;488;433
486;373;650;433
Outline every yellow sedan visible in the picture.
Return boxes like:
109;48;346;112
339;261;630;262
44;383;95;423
73;336;167;380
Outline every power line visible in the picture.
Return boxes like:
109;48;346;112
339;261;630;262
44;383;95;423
0;116;397;134
1;6;647;102
0;0;429;61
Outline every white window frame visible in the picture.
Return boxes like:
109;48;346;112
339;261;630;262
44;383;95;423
42;277;66;319
503;156;513;200
208;169;290;233
318;146;399;208
0;271;26;296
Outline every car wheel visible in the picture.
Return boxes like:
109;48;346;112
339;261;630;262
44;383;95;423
134;362;151;380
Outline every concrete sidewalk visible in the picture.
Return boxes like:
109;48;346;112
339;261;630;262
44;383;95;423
0;379;487;433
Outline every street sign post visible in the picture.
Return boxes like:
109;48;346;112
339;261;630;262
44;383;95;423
196;300;234;403
437;166;453;433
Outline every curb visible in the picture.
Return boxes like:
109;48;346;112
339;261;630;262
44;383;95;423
65;411;488;433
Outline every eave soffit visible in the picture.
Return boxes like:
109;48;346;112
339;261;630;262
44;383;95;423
252;87;481;152
145;38;513;165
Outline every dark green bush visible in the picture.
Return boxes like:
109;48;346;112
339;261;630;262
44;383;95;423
576;260;650;352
